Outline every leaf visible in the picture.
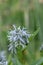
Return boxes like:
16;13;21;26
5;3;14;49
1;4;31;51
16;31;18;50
13;55;23;65
31;57;43;65
29;27;40;42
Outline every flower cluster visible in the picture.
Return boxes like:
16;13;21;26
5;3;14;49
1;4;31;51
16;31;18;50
0;51;8;65
7;25;31;53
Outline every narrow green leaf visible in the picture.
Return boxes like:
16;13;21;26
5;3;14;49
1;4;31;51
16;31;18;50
29;27;40;42
31;57;43;65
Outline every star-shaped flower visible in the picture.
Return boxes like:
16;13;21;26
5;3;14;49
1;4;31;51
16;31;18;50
0;51;8;65
7;25;31;54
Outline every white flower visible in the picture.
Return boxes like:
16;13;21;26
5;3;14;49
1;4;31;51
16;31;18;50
7;25;31;53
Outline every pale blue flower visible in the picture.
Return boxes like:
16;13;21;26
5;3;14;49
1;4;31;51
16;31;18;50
0;51;8;65
7;25;31;53
40;44;43;51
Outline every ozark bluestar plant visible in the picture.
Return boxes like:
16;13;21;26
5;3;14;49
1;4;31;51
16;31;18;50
7;25;31;54
0;51;8;65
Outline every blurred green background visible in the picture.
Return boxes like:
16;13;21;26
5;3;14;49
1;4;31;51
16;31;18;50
0;0;43;65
